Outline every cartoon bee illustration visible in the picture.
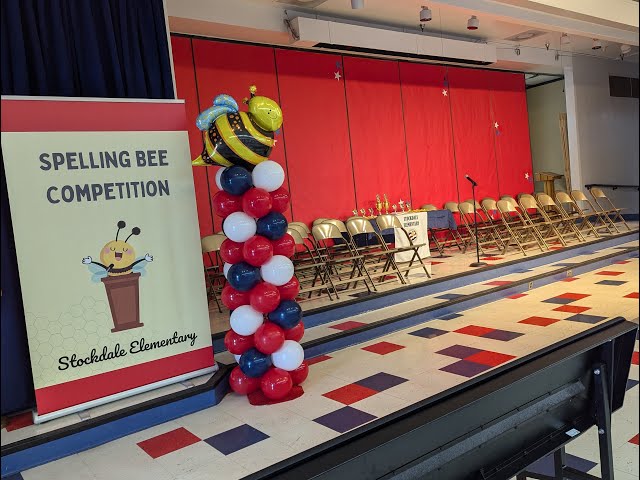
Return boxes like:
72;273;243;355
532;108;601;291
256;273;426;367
192;85;283;171
82;221;153;281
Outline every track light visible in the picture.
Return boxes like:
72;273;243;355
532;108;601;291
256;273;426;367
351;0;364;9
621;44;631;54
420;6;432;22
467;15;479;30
592;39;602;50
560;33;570;45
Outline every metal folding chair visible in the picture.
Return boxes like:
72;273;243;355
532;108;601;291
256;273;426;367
375;215;431;279
496;199;546;256
570;189;616;234
459;201;506;254
201;234;226;313
589;187;631;231
555;191;600;239
536;193;585;244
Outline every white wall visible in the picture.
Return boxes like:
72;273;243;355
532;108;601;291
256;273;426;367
526;80;567;193
565;55;639;214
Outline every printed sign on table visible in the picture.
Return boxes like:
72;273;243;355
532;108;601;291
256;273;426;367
1;97;215;420
394;212;431;273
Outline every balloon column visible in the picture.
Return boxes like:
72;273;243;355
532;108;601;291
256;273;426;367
194;86;308;401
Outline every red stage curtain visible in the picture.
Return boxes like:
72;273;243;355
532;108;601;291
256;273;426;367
448;67;499;203
488;71;534;196
343;57;410;211
192;39;291;223
399;62;458;209
170;36;213;238
275;50;356;225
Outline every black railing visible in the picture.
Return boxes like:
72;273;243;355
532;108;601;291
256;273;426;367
585;184;639;191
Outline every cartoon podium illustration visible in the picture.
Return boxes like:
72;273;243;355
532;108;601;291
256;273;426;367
82;221;153;332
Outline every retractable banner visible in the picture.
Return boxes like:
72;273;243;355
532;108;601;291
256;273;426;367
1;97;215;421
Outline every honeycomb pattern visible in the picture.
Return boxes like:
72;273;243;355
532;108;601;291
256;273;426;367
25;294;208;389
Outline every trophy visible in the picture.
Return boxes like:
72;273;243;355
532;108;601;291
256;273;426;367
398;199;405;212
392;204;397;213
383;194;390;214
368;208;374;217
406;202;412;211
375;194;383;215
352;209;358;216
360;208;366;217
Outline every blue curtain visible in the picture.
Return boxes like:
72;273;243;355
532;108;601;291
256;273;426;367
1;0;174;415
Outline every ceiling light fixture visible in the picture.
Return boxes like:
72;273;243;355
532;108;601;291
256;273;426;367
420;6;432;22
560;33;570;45
621;44;631;54
351;0;364;9
592;39;602;50
467;15;479;30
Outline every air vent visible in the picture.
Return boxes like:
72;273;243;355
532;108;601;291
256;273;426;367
504;30;547;42
609;75;639;98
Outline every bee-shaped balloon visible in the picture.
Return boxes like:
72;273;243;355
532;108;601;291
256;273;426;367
82;221;153;281
192;85;283;171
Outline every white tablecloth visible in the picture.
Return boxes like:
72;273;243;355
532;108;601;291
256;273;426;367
393;212;431;273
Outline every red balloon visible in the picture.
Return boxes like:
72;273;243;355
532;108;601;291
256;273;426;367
250;282;281;313
242;188;273;218
260;367;293;400
243;236;273;267
254;322;285;354
221;285;250;310
270;187;290;214
229;366;261;395
224;329;255;355
284;321;305;342
271;234;295;258
212;190;242;218
277;276;300;301
289;362;309;385
220;239;244;264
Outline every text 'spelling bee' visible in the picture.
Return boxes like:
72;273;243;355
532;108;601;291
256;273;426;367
192;85;283;171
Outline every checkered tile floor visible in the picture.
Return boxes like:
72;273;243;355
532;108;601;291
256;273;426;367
4;258;639;480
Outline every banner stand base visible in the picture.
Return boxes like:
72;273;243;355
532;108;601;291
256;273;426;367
32;364;218;425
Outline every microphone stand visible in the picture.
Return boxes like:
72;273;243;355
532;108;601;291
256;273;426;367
469;180;487;268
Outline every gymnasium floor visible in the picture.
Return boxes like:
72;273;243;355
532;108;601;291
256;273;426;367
5;249;638;480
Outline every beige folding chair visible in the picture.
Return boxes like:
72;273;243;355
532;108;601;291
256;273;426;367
570;190;616;234
458;202;506;254
496;199;545;255
346;218;406;285
444;201;468;252
517;195;563;248
312;218;328;226
312;223;376;296
288;229;336;300
589;187;631;231
555;191;600;239
482;198;510;240
375;215;430;279
420;204;455;256
201;234;226;312
536;193;585;244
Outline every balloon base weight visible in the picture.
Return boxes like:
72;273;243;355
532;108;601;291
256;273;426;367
248;386;304;406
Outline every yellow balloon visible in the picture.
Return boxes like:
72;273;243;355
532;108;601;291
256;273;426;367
248;96;283;132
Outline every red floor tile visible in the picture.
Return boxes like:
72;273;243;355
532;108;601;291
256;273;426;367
632;352;639;366
519;316;561;327
615;260;631;264
556;293;590;300
330;321;367;331
323;384;378;405
362;341;405;355
137;427;201;459
508;293;528;299
307;355;332;366
629;434;639;445
550;246;564;250
430;261;444;265
596;271;624;276
553;305;591;314
5;411;34;432
483;281;513;286
465;350;516;367
562;277;579;282
481;257;504;261
624;292;639;299
455;325;495;337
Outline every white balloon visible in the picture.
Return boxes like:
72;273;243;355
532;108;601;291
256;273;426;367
223;212;256;243
215;167;225;190
252;160;284;192
234;354;241;363
223;262;232;279
260;255;294;286
230;305;264;336
271;340;304;371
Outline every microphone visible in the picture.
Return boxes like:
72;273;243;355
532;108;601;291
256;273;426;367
465;174;478;186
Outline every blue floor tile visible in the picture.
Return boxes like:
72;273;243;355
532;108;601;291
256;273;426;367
627;379;639;391
435;293;467;300
409;326;449;339
483;329;524;341
204;424;269;455
436;345;484;359
543;297;576;305
3;474;24;480
439;313;464;320
440;360;491;378
564;313;608;324
526;452;597;476
314;406;377;433
595;280;627;286
355;373;408;392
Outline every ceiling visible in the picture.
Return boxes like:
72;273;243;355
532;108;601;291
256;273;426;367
524;73;563;87
267;0;639;61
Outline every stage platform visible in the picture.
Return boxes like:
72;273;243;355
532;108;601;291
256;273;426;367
1;229;639;479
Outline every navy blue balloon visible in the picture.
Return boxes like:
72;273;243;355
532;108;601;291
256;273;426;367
267;300;302;330
227;262;261;292
256;212;288;240
220;166;253;196
239;348;272;378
